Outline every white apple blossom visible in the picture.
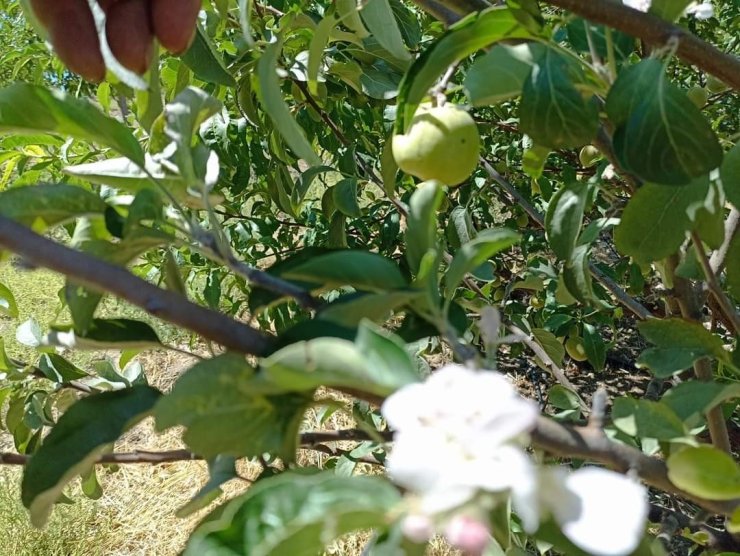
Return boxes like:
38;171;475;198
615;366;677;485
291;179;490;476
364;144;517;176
622;0;651;12
534;467;649;556
382;364;649;555
684;2;713;19
382;364;539;450
623;0;713;19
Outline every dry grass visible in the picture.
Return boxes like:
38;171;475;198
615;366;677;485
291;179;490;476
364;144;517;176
0;261;457;555
1;349;458;555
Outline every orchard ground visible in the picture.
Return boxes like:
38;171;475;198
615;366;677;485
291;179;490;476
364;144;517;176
0;261;462;555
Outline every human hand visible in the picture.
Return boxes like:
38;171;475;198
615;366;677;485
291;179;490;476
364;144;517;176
29;0;201;82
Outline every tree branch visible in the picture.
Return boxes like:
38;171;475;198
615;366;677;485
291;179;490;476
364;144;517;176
692;231;740;337
411;0;740;92
544;0;740;92
480;159;654;320
530;416;739;516
710;208;740;275
0;216;275;357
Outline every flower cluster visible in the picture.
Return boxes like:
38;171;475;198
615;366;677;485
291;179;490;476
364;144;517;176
382;365;648;556
623;0;714;19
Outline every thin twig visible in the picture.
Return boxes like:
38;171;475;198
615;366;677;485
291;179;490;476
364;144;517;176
480;159;653;320
710;208;739;274
668;257;732;455
506;324;588;411
692;231;740;336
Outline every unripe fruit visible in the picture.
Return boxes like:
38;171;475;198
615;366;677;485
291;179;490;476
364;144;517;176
515;213;529;227
31;0;106;82
578;145;601;168
151;0;201;54
392;104;480;186
686;86;709;108
565;336;588;362
105;0;154;74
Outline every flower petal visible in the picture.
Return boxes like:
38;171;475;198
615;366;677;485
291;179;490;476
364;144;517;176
556;468;648;556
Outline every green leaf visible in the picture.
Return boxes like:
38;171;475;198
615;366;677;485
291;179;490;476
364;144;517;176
649;0;694;21
614;179;709;263
0;184;107;228
181;25;236;86
0;83;144;165
63;157;222;208
45;319;162;350
662;381;740;425
263;329;418;398
689;179;725;249
720;142;740;210
135;57;163;132
0;281;18;318
155;354;312;460
21;385;160;527
361;0;412;63
519;48;599;149
611;397;686;440
396;7;532;132
38;354;88;383
637;318;728;377
405;180;445;273
282;250;406;292
318;290;421;327
522;143;551;180
562;245;598;305
545;180;589;260
177;456;238;518
332;178;362;217
184;470;400;556
256;40;321;166
532;328;565;366
606;59;722;185
445;228;520;297
582;323;606;371
355;319;419;388
565;19;635;60
668;446;740;500
307;14;336;96
548;384;581;411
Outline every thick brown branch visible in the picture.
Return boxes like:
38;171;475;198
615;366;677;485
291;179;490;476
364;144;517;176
0;216;274;357
530;416;739;516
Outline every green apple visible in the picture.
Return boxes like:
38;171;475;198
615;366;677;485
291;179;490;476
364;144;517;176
686;86;709;108
392;104;480;186
579;145;601;168
565;336;588;362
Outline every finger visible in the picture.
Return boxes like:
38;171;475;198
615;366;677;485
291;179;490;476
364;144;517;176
105;0;154;74
150;0;201;55
30;0;106;82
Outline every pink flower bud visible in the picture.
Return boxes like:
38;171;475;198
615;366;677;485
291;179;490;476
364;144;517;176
444;514;491;556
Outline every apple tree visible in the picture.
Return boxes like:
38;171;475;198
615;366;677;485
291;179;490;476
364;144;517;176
0;0;738;554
